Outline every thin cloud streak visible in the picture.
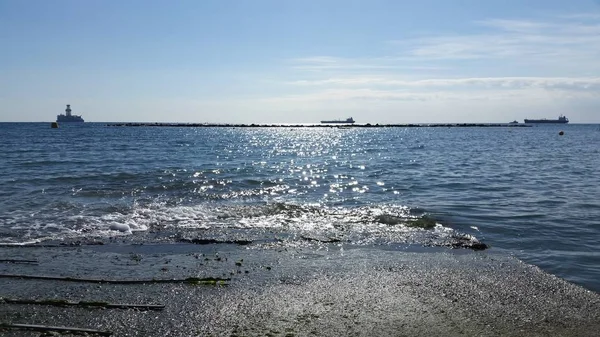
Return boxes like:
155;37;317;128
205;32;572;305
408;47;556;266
288;77;600;90
288;14;600;77
260;87;598;104
288;56;446;72
555;13;600;20
400;16;600;62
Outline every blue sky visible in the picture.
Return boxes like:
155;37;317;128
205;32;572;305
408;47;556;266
1;0;600;123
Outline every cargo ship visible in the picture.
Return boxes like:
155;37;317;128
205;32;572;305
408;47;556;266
321;117;355;124
56;104;84;123
523;115;568;124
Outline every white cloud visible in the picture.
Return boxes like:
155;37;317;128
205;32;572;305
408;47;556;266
400;16;600;64
286;13;600;84
257;13;600;123
278;13;600;109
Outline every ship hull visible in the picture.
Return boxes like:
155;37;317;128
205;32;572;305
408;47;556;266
57;116;84;123
523;119;568;124
320;120;355;124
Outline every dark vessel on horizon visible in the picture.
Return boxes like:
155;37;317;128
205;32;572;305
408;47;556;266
56;104;84;123
321;117;355;124
524;115;568;124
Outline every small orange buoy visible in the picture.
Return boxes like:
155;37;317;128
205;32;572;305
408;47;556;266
558;131;564;135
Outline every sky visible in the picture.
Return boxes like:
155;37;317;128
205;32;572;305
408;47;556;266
1;0;600;123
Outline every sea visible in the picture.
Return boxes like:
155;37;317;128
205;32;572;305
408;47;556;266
1;122;599;293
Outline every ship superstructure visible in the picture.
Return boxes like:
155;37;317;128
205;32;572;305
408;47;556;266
321;117;355;124
56;104;84;123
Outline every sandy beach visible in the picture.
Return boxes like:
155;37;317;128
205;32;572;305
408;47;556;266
1;243;599;336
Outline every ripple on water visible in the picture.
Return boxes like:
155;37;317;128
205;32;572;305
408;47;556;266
1;123;599;291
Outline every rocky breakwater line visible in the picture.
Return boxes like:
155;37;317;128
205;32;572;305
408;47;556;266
107;122;532;128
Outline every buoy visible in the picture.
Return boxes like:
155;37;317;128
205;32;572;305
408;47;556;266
51;122;59;128
558;131;564;136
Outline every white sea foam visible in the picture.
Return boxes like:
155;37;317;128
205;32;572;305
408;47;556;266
0;199;478;248
0;239;43;246
109;223;131;233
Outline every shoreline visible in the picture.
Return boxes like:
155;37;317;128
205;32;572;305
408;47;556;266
1;243;599;336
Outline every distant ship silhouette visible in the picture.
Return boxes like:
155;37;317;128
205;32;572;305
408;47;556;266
523;115;568;124
56;104;84;123
321;117;355;124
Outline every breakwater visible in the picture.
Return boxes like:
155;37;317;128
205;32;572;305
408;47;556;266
107;122;531;128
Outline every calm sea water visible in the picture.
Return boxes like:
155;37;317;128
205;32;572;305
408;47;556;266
1;122;599;292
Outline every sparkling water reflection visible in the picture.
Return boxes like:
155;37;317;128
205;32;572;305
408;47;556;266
1;123;599;292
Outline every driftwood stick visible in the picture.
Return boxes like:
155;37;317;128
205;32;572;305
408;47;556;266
0;274;229;285
0;322;112;336
1;298;164;311
0;259;38;264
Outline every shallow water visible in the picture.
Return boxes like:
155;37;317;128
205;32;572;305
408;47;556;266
1;122;599;292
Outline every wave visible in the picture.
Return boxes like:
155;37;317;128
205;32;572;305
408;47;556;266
0;201;486;250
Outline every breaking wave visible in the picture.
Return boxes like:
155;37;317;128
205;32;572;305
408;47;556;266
0;201;486;250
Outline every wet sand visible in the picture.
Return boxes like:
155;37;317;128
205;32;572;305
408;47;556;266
1;244;599;336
